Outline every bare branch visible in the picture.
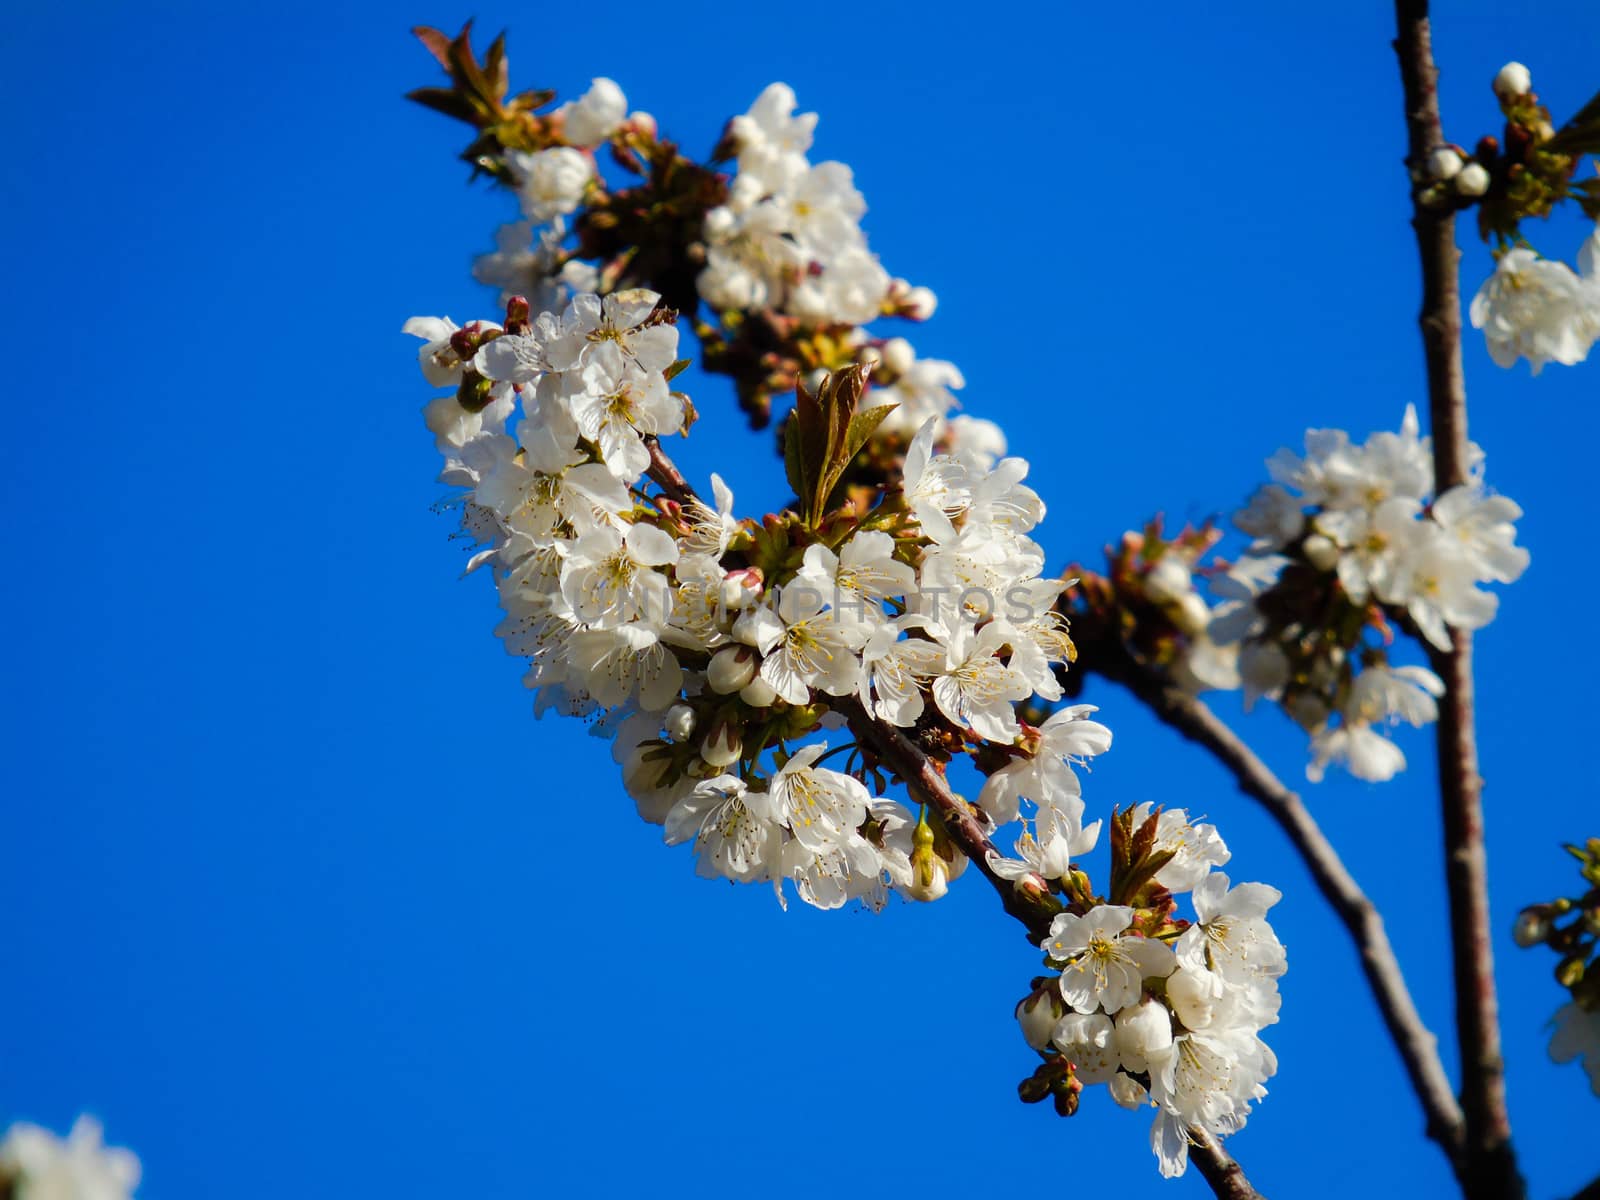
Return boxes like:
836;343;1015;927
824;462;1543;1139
644;435;698;506
1393;3;1521;1196
1569;1175;1600;1200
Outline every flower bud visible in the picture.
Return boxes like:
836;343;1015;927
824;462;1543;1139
1174;592;1212;637
664;704;696;743
703;206;737;241
1513;906;1551;948
1166;965;1219;1030
707;645;758;694
719;568;763;612
1016;984;1067;1052
1302;533;1340;572
1455;162;1491;197
627;110;658;139
1493;61;1532;99
1113;996;1174;1072
1144;556;1192;606
904;286;938;320
880;337;915;376
739;675;778;708
857;345;883;368
1427;147;1463;181
905;812;950;902
700;721;742;768
803;367;830;394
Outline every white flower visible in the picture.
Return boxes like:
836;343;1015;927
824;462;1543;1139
1307;721;1406;783
1042;905;1176;1015
756;584;869;705
664;775;779;882
543;290;678;375
1050;1010;1121;1083
987;827;1080;886
977;704;1111;831
511;146;593;222
0;1116;140;1200
1390;523;1499;651
403;315;465;386
560;524;678;627
931;620;1029;744
1234;483;1305;549
1431;486;1529;583
1344;663;1443;729
729;82;816;192
857;620;944;727
1549;1002;1600;1097
1130;803;1230;893
767;744;869;852
1470;248;1597;373
569;342;684;481
1177;873;1287;984
561;77;627;147
681;474;740;558
566;624;682;710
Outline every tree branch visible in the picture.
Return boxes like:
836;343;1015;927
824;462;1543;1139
1095;647;1466;1162
1189;1128;1265;1200
641;398;1265;1200
1393;4;1521;1197
1570;1175;1600;1200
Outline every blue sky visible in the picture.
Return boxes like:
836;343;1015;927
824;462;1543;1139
3;2;1598;1197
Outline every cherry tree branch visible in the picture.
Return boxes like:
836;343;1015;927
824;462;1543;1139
1092;646;1467;1160
641;373;1265;1200
1570;1176;1600;1200
1393;4;1521;1196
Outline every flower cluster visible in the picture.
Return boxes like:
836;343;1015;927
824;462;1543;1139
1208;406;1527;781
1009;806;1284;1178
0;1116;139;1200
1470;224;1600;373
1514;838;1600;1097
407;289;1095;911
701;83;905;328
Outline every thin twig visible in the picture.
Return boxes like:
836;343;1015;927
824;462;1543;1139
644;435;698;506
1570;1175;1600;1200
1393;4;1521;1196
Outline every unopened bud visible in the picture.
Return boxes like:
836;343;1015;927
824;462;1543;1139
1557;955;1586;989
700;721;743;768
707;645;758;694
803;367;829;393
719;568;762;612
904;285;938;320
703;206;737;240
1427;147;1463;181
627;110;658;139
739;675;778;708
1302;533;1341;572
1016;984;1068;1052
1513;906;1551;948
503;294;531;334
857;345;883;368
1166;965;1219;1030
1114;997;1175;1072
1493;61;1532;99
664;703;696;743
880;337;915;376
1455;162;1491;197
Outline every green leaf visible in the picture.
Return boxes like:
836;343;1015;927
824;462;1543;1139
664;358;692;383
1543;84;1600;155
842;403;896;465
783;416;810;510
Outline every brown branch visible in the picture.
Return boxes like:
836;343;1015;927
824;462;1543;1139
642;402;1265;1200
1096;648;1467;1163
644;435;698;506
1393;4;1521;1197
1570;1175;1600;1200
1189;1128;1265;1200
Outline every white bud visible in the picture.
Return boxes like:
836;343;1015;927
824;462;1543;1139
1015;987;1066;1052
664;704;696;743
703;205;737;240
1144;556;1193;607
1113;996;1174;1072
1174;593;1212;638
803;367;830;393
1427;147;1463;181
1302;533;1341;572
904;285;938;320
1493;61;1532;98
719;573;760;611
880;337;915;376
739;675;778;708
857;345;883;368
1166;966;1220;1030
707;645;758;694
1455;162;1491;197
700;721;742;768
1513;908;1550;948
